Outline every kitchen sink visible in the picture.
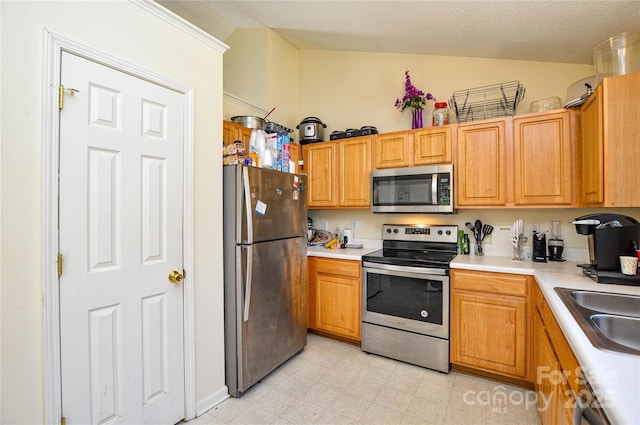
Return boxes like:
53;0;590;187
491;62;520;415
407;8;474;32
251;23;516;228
570;290;640;317
555;288;640;356
590;314;640;352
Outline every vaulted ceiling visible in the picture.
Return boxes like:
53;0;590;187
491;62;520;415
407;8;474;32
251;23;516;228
158;1;640;65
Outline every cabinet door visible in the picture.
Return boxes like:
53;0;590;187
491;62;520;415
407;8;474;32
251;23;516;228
315;274;361;340
339;137;372;207
303;143;336;207
375;132;411;168
413;126;452;165
555;378;575;425
533;310;558;425
223;120;236;146
289;143;301;174
513;111;573;205
456;120;507;206
238;126;252;146
451;291;527;378
581;87;605;204
600;73;640;206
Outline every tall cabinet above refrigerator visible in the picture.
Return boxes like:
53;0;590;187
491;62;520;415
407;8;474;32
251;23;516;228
223;165;308;397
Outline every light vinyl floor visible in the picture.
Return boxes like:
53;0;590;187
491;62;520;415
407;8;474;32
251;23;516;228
189;333;540;425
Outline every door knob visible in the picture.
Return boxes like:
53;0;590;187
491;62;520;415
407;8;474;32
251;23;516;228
168;270;183;283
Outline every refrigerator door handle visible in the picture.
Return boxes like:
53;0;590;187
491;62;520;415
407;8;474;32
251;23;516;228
243;245;253;322
243;167;253;244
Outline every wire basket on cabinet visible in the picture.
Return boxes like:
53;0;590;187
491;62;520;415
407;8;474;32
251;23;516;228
450;81;526;123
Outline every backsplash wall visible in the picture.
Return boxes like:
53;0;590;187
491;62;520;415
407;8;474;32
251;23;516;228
308;207;640;255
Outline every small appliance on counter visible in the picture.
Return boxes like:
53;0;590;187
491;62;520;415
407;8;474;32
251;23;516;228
296;116;326;145
548;220;565;262
573;213;640;285
532;231;547;262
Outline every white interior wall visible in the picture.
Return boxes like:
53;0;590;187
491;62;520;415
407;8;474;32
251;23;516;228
0;2;227;423
296;49;594;135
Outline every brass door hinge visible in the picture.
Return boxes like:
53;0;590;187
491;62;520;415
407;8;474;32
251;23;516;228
58;85;79;110
58;254;63;277
183;269;187;280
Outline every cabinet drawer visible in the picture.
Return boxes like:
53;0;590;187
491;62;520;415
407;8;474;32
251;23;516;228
452;269;528;297
316;258;360;278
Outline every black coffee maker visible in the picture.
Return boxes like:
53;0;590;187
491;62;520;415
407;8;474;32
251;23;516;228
573;213;640;285
532;231;547;262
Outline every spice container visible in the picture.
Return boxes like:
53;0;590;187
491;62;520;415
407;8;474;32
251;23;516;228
432;101;450;126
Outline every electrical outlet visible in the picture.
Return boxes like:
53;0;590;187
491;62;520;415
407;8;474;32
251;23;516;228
530;224;539;234
351;221;357;231
321;220;328;231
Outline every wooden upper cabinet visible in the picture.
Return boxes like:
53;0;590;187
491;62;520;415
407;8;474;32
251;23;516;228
374;131;411;168
339;137;372;207
413;126;452;165
303;136;372;209
513;111;574;205
581;72;640;207
581;87;604;204
288;142;301;174
223;120;252;146
456;119;507;206
303;143;336;207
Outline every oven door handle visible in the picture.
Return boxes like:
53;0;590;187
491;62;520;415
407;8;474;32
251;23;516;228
363;261;447;276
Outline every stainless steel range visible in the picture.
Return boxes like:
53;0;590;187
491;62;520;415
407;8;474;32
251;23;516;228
361;224;458;373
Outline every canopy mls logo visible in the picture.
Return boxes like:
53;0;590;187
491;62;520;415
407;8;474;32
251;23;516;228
460;366;618;414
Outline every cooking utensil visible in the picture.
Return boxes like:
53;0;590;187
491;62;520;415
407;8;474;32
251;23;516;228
481;224;493;240
230;115;265;130
465;222;475;233
263;107;276;121
474;220;483;241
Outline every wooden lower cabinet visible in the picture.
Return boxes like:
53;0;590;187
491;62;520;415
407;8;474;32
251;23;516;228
307;257;361;342
532;283;578;425
451;269;530;380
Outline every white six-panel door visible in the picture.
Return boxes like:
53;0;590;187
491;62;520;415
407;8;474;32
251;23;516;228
59;51;185;424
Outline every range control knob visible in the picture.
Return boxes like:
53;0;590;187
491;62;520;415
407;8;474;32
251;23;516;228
386;228;392;233
438;229;443;235
446;230;451;235
393;228;399;233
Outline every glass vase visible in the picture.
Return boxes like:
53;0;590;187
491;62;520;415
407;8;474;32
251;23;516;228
411;109;423;129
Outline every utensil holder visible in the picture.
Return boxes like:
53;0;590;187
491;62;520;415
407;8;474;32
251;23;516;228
475;240;483;256
512;234;528;261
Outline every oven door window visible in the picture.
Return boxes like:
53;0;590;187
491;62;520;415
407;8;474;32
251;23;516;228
366;272;443;325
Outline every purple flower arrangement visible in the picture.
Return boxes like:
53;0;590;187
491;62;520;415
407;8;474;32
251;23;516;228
394;69;435;112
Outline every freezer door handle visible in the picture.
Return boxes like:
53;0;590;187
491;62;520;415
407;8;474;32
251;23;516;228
243;245;253;322
243;167;253;244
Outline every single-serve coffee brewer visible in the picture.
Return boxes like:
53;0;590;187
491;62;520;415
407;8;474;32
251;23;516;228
548;220;564;261
573;213;640;285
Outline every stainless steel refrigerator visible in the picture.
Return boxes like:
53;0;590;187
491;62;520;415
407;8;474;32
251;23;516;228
223;165;308;397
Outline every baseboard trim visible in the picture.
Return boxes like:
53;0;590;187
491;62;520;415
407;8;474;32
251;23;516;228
196;386;230;417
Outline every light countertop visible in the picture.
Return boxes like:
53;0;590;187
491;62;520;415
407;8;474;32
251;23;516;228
306;245;379;261
452;256;640;425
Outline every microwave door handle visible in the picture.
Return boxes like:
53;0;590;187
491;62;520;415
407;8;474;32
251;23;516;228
432;174;438;205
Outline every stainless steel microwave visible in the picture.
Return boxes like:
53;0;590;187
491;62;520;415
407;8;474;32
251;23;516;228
371;164;454;213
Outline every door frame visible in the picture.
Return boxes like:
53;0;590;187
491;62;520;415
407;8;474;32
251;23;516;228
42;30;197;423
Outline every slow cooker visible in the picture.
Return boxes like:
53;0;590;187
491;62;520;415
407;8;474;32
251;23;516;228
296;117;327;144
